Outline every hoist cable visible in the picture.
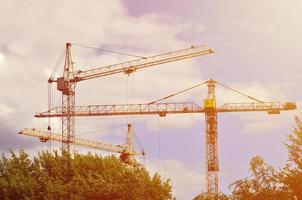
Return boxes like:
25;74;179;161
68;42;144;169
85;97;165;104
133;132;145;155
71;43;147;59
47;82;52;151
215;81;264;103
77;124;127;136
148;81;208;104
49;48;65;82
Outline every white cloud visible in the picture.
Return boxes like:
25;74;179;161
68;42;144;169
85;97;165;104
0;103;15;117
0;0;209;130
215;81;288;105
0;52;4;66
145;159;204;200
243;117;282;134
144;114;202;132
240;102;300;135
213;81;298;135
0;10;211;200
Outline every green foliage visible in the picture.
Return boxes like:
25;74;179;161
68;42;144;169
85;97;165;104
229;119;302;200
286;127;302;169
193;192;229;200
229;156;292;200
281;126;302;199
0;150;172;200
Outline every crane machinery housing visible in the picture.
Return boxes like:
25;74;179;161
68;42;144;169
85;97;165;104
19;124;144;165
36;78;297;194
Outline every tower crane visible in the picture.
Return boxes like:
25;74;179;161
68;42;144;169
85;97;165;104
35;79;297;194
49;43;214;153
18;124;144;165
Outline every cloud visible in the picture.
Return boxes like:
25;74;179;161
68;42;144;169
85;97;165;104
214;81;289;104
0;103;15;117
0;52;4;67
0;0;209;155
1;1;300;198
240;102;300;135
145;159;204;200
143;114;202;132
0;121;35;152
211;81;298;135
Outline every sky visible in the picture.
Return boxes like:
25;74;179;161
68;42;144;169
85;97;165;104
0;0;302;199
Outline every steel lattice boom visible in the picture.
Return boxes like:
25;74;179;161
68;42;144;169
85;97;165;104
19;128;125;153
35;101;296;118
19;124;143;156
70;45;214;81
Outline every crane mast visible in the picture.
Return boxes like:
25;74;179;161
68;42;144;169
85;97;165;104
56;43;76;154
125;124;135;154
204;79;218;193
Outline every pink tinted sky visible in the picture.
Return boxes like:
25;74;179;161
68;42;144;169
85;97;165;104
0;0;301;199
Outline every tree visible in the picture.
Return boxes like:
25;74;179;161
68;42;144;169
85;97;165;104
193;192;229;200
229;116;302;200
0;150;173;200
229;156;293;200
192;116;302;199
280;121;302;199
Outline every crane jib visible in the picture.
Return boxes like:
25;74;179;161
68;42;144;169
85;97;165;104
34;101;296;118
67;46;214;82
